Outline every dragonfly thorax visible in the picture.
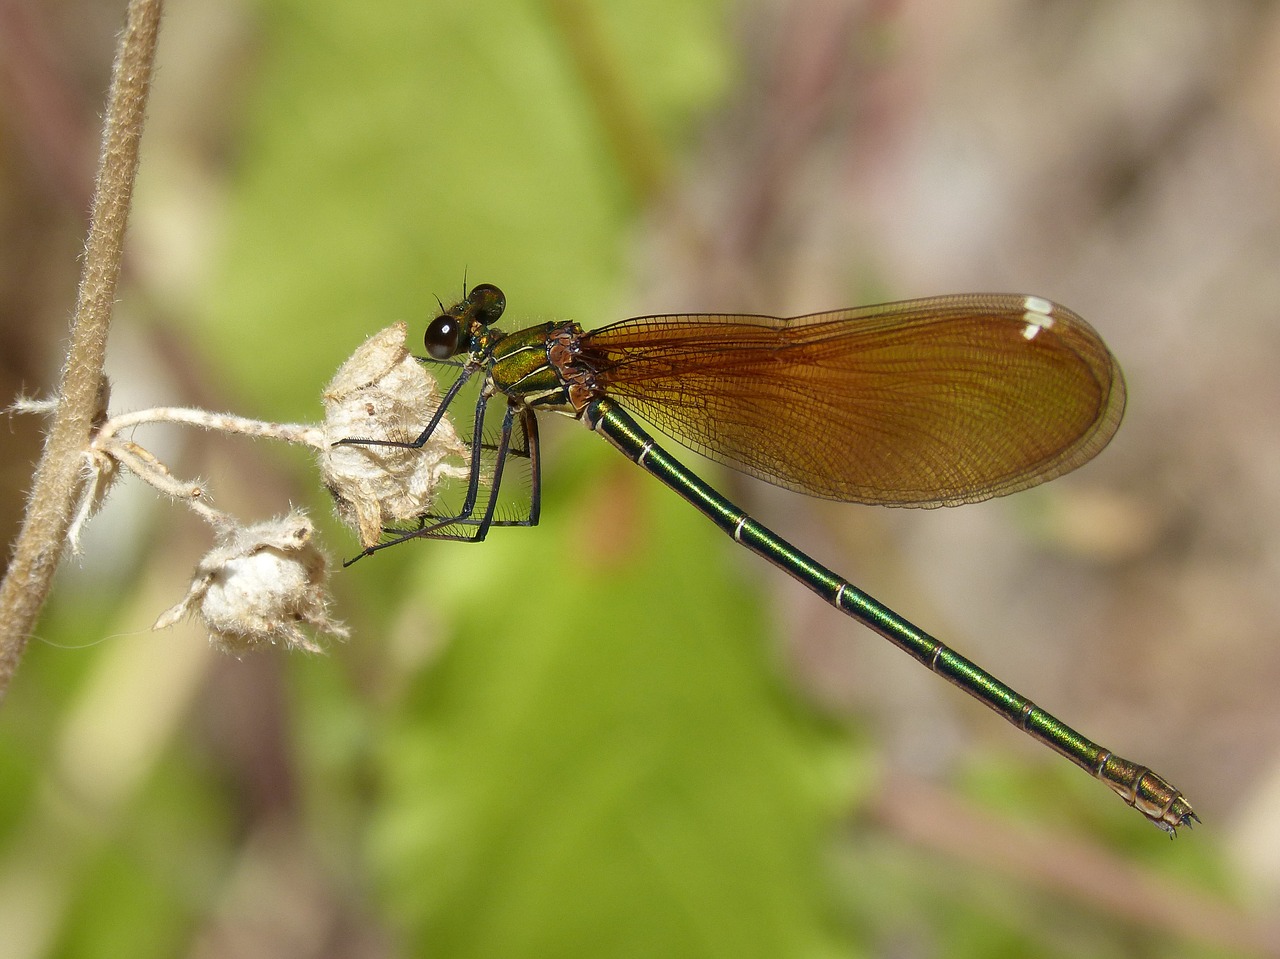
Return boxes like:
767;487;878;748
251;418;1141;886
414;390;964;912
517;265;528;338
481;320;597;415
546;323;602;414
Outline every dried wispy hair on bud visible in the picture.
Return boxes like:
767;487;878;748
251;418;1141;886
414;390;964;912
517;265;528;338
154;510;347;654
319;322;469;548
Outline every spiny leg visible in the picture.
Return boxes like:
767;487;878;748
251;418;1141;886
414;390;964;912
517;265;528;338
335;359;478;452
344;396;526;563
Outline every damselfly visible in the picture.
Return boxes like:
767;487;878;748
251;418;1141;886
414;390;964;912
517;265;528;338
340;284;1195;836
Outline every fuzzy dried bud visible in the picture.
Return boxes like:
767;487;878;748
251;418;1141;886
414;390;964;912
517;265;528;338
154;510;347;654
319;322;469;548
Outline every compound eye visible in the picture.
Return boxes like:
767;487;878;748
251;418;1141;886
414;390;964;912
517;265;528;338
468;284;505;325
424;314;463;359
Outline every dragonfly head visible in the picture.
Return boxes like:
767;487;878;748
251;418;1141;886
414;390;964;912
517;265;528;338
424;283;506;359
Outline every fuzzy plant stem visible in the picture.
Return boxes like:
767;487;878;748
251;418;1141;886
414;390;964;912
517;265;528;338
0;0;164;701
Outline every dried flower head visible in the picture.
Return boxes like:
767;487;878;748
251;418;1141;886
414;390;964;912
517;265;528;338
318;322;469;549
154;510;347;654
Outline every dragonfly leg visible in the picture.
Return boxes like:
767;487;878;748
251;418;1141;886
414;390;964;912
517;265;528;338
334;360;478;451
343;397;527;564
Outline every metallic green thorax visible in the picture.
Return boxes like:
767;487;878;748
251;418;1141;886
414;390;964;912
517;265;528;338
483;321;585;413
484;320;604;416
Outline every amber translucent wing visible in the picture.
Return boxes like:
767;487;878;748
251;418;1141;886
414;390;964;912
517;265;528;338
582;294;1125;506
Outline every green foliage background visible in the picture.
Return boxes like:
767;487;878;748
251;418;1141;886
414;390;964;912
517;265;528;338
203;2;862;954
0;1;1245;957
209;0;820;951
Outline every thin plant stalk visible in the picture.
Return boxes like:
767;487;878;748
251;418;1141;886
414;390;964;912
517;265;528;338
0;0;165;701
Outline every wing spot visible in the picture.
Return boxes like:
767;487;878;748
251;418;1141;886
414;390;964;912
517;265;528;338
1022;296;1056;340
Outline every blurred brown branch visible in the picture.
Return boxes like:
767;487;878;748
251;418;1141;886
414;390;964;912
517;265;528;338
0;0;164;701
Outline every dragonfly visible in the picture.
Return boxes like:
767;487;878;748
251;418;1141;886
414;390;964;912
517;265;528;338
340;283;1196;836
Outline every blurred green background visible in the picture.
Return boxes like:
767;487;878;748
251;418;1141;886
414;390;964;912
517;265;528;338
2;0;1278;956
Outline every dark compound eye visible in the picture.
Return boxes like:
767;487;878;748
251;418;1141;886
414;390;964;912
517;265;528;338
424;314;463;359
467;284;505;325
